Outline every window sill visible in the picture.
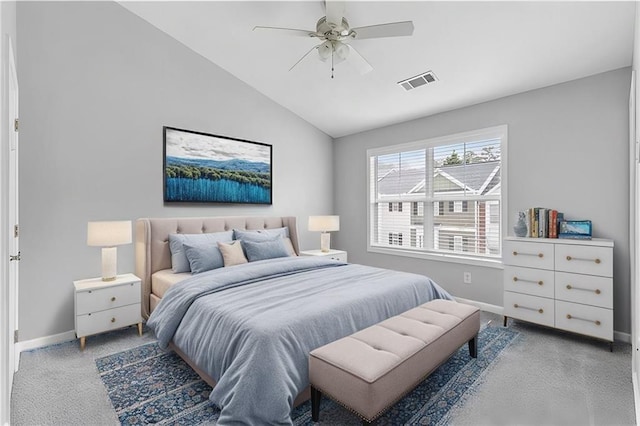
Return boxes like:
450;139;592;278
367;246;504;269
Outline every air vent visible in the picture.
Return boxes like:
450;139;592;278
397;71;438;91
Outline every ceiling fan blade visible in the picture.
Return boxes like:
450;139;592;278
346;44;373;75
253;26;317;37
289;44;321;72
350;21;414;40
324;0;345;27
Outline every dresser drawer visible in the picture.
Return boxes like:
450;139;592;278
76;303;142;338
504;266;554;298
554;244;612;277
76;281;141;315
555;300;613;341
504;292;554;327
555;272;613;309
503;240;554;270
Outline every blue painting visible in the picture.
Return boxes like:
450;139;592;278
164;127;272;204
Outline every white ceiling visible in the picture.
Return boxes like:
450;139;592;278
120;1;636;138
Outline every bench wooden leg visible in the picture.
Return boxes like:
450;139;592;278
311;386;321;422
503;316;508;327
468;335;478;358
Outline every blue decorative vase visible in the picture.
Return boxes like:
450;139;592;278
513;212;527;237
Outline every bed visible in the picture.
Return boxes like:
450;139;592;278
136;216;452;425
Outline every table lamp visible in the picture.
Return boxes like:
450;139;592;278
87;220;132;281
308;215;340;252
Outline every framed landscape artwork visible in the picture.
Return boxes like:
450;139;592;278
163;127;272;204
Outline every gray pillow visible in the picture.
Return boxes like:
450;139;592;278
233;227;289;242
168;231;234;273
183;242;228;274
243;238;290;262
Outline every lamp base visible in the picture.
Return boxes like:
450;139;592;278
320;233;331;253
101;247;118;281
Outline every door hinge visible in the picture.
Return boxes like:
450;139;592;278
9;251;20;262
14;118;18;132
14;330;18;343
14;224;18;238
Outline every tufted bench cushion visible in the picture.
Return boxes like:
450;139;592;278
309;299;480;424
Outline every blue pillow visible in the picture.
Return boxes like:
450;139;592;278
168;231;233;273
243;238;290;262
233;227;289;242
183;242;228;274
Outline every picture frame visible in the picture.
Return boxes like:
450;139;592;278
163;126;272;204
558;220;592;240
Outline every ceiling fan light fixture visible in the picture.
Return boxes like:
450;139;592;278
318;40;333;62
334;41;350;60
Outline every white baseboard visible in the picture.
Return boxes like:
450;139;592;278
15;330;76;355
455;297;631;343
455;297;504;316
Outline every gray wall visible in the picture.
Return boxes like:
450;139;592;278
334;68;632;334
17;2;333;341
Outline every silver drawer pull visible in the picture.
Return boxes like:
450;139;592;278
111;317;116;323
565;255;601;264
513;303;544;314
566;314;601;326
565;284;601;295
513;251;544;258
111;297;116;302
513;277;543;286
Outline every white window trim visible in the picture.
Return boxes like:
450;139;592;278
366;125;508;266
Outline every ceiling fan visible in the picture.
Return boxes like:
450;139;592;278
253;1;414;78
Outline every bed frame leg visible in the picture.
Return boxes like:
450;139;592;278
468;335;478;358
311;386;321;422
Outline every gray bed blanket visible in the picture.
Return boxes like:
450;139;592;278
147;256;452;425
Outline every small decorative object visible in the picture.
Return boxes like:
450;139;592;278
308;215;340;252
513;211;528;237
558;220;592;240
164;127;272;204
87;221;132;281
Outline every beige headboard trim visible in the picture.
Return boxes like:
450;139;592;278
135;216;299;319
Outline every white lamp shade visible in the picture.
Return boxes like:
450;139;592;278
87;221;132;247
308;215;340;232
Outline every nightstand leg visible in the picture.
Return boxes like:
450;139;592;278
80;336;86;351
137;322;143;336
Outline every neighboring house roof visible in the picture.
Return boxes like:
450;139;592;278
377;168;426;196
377;161;500;196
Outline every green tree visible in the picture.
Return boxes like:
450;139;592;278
443;150;462;165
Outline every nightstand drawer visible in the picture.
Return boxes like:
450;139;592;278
76;281;141;315
554;244;612;277
327;252;347;262
504;266;554;298
503;240;554;270
504;292;554;328
555;300;613;341
76;303;142;338
554;272;612;309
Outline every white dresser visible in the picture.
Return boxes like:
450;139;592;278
74;273;143;350
503;237;614;347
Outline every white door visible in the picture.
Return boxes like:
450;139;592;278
8;38;19;374
1;36;19;424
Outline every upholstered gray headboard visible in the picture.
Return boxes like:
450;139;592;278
135;216;300;318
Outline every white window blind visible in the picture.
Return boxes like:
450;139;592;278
368;126;506;261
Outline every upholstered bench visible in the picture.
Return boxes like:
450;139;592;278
308;299;480;424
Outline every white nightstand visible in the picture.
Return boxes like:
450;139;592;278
73;273;143;350
300;249;348;262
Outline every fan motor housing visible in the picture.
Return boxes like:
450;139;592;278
316;17;350;40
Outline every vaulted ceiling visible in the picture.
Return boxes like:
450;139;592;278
120;1;635;138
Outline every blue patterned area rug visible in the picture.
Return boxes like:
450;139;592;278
96;325;520;425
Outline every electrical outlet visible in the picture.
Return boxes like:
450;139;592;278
463;272;472;284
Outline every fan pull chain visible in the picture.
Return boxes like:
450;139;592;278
331;50;335;79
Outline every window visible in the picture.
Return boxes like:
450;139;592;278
388;232;403;246
368;125;506;262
